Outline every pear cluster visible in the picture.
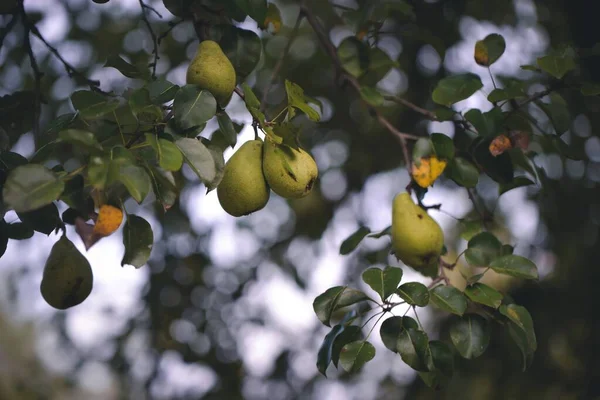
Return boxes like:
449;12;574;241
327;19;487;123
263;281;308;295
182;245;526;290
391;192;444;271
186;40;237;107
217;138;318;217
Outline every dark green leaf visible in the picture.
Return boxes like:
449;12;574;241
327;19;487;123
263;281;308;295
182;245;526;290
380;316;418;352
432;73;483;106
17;203;61;235
429;340;454;377
313;286;369;327
2;165;65;212
58;129;103;152
340;226;371;255
464;283;503;309
430;285;467;316
146;166;178;211
4;222;34;239
339;340;376;373
359;46;397;86
581;82;600;96
359;87;384;106
500;304;537;369
199;137;225;191
445;157;479;188
146;78;180;104
117;162;151;204
337;37;369;78
465;232;502;266
45;113;77;135
459;219;482;241
332;325;363;368
216;111;237;148
317;324;345;376
499;177;534;195
397;327;433;371
173;86;217;130
121;214;153;268
214;25;262;81
474;33;506;66
234;0;267;25
70;90;120;119
145;134;184;171
449;314;490;359
396;282;430;307
535;93;571;134
430;133;455;160
104;55;151;80
473;137;514;184
361;266;403;301
501;244;514;255
175;138;219;188
536;53;576;79
489;255;538;279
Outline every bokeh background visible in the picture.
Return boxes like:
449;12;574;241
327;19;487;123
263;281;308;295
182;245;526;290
0;0;599;399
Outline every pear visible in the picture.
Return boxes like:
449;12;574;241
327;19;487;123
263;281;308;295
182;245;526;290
186;40;236;107
40;235;94;310
262;139;318;199
217;139;270;216
391;192;444;271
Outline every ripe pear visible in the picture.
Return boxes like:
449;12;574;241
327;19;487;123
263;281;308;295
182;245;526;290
186;40;236;107
217;139;270;216
391;192;444;271
262;139;318;199
40;235;94;310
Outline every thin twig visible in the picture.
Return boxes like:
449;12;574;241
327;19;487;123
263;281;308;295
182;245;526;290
157;19;183;45
19;3;42;137
300;2;418;171
260;11;304;113
138;0;161;79
383;95;436;120
466;187;491;229
234;86;245;100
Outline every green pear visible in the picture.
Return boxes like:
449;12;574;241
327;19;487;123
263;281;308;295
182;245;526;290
217;139;270;216
40;235;94;310
262;139;318;199
186;40;236;107
391;192;444;271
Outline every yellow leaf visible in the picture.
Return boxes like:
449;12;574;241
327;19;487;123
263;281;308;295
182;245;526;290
474;40;489;66
93;205;124;236
263;3;282;34
411;156;447;188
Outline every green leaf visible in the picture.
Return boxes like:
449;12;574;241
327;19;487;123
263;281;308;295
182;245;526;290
337;37;369;78
501;244;514;255
397;327;433;371
464;232;502;266
430;285;467;316
432;73;483;106
121;214;153;268
17;203;61;235
459;219;482;241
145;134;184;171
412;137;434;161
242;83;261;109
499;177;534;195
499;304;537;358
104;55;151;80
2;165;65;213
464;107;502;137
581;82;600;96
380;316;418;352
173;85;217;130
339;226;371;255
535;92;571;134
368;226;391;238
45;113;77;135
216;111;237;148
285;80;320;121
474;33;506;66
359;87;384;106
214;25;262;81
58;129;103;153
536;53;576;79
70;90;120;120
464;283;503;309
434;107;457;121
489;255;538;279
331;325;363;368
313;286;369;327
449;314;490;359
128;88;163;123
0;152;28;173
118;162;151;204
175;138;219;189
87;156;110;189
317;323;345;376
234;0;267;25
430;133;455;160
146;78;180;104
487;83;526;103
199;137;225;191
396;282;430;307
472;137;514;184
361;266;403;301
429;340;454;377
146;166;178;211
445;157;479;188
339;340;376;373
359;46;397;86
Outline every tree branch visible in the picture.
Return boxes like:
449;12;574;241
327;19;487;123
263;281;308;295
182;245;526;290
138;0;161;79
260;11;304;113
383;95;437;120
18;2;42;137
300;2;418;171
